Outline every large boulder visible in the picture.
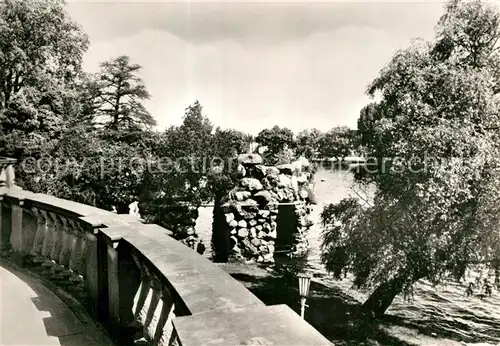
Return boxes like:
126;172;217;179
261;178;272;190
250;165;267;180
267;244;275;254
299;188;309;200
233;200;259;219
253;190;273;204
238;228;249;238
263;253;274;263
266;166;280;176
241;178;263;191
225;213;235;223
276;163;294;175
277;174;292;188
268;230;277;239
238;153;263;166
250;228;257;238
258;210;270;218
251;238;261;247
297;173;309;184
237;164;246;177
291;175;299;192
296;156;310;168
235;191;251;201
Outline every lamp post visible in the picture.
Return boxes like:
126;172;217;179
298;273;312;319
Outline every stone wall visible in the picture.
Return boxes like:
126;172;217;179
218;154;315;264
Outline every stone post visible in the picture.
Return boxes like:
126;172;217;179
99;226;141;344
9;196;26;266
0;157;17;188
80;218;101;321
0;195;9;251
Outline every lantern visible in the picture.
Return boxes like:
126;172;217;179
298;273;312;319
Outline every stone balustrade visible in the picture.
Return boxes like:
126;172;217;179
0;159;333;346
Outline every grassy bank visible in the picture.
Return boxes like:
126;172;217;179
218;263;500;346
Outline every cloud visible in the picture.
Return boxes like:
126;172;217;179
69;1;446;135
83;24;406;135
67;2;443;45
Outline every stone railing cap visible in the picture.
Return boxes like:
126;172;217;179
0;157;17;165
173;304;333;346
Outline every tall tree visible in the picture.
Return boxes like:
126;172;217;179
316;126;357;160
321;0;500;318
141;101;213;239
296;128;322;159
255;126;295;164
95;55;156;130
0;0;89;187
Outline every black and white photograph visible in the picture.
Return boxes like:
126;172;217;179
1;0;500;345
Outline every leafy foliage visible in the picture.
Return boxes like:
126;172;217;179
140;101;249;238
255;125;295;164
295;128;322;159
321;0;500;317
0;0;89;162
93;55;156;130
317;126;358;160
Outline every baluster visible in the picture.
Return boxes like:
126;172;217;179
69;220;85;283
31;208;47;263
39;210;51;260
154;286;175;346
41;212;57;270
137;266;153;325
145;276;162;341
133;259;151;322
166;327;180;346
75;222;87;277
69;222;85;275
84;228;100;320
50;214;64;263
67;219;78;272
58;217;72;268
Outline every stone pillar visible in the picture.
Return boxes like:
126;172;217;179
0;195;10;252
105;237;121;335
9;197;26;266
5;164;15;188
101;227;141;344
31;208;47;260
219;154;314;263
0;158;17;188
84;227;100;320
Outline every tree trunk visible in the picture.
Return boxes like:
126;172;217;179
362;275;407;318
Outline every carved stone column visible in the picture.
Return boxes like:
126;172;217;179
31;208;47;261
9;197;25;266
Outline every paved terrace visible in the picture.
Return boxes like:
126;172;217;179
0;158;332;346
1;260;113;346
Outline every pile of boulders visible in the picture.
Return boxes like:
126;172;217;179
220;153;315;263
169;204;206;255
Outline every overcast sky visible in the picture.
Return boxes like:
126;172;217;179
66;1;450;135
